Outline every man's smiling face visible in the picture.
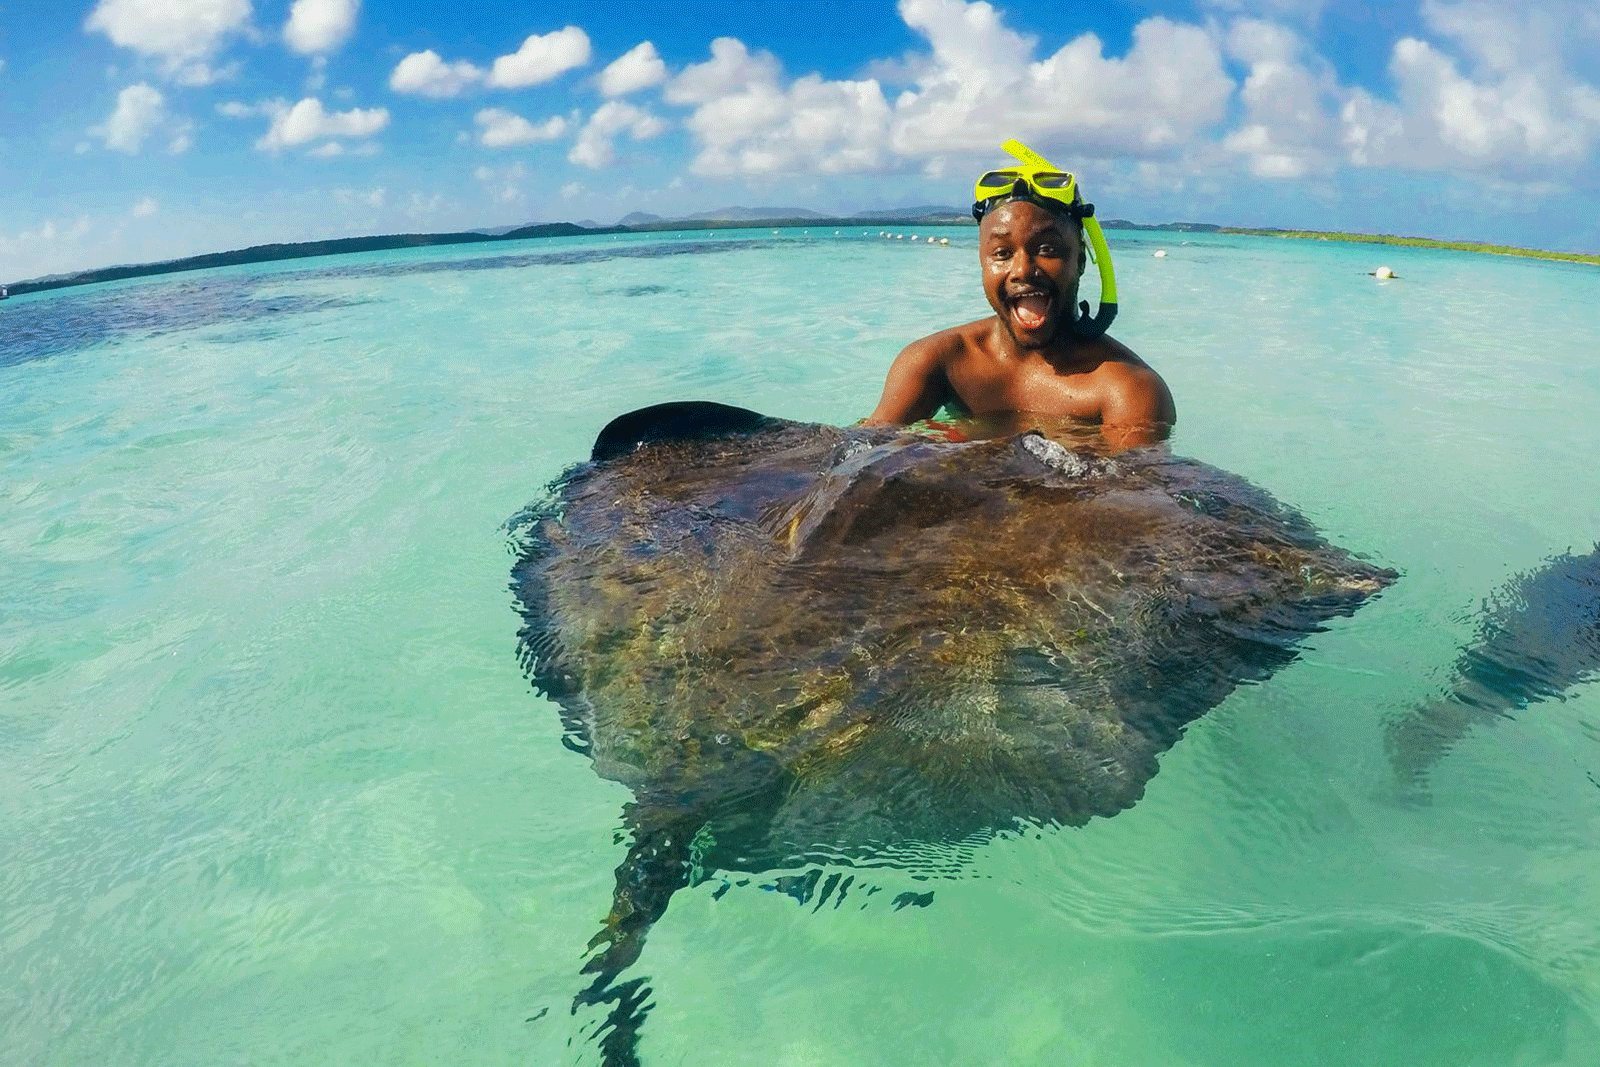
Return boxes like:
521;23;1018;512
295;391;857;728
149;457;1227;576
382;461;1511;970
978;200;1085;350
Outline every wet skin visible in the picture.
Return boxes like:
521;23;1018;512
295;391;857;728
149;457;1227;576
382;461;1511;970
865;200;1176;449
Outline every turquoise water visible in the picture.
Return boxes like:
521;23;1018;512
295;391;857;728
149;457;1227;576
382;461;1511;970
3;227;1599;1064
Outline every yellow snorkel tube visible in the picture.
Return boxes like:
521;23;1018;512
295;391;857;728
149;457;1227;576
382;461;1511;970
971;139;1119;339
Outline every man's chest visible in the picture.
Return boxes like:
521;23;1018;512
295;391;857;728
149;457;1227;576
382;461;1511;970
949;357;1103;418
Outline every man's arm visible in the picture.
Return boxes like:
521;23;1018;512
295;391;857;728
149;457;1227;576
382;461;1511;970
862;337;951;425
1098;361;1177;449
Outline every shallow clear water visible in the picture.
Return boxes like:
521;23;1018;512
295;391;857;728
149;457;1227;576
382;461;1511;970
3;227;1599;1064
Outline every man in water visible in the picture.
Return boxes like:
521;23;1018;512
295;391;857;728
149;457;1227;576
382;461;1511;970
865;188;1175;449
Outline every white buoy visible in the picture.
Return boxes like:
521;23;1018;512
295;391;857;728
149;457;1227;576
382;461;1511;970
895;233;904;239
1153;249;1167;258
1374;265;1395;279
939;237;950;246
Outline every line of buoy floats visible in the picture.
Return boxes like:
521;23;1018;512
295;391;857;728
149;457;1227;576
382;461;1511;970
828;232;1401;280
877;231;951;246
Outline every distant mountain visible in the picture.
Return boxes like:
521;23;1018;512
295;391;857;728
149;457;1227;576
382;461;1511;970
852;205;968;221
7;231;502;296
609;205;967;227
500;222;598;240
9;213;1579;297
682;206;826;221
6;205;1148;295
1100;219;1222;233
474;216;607;236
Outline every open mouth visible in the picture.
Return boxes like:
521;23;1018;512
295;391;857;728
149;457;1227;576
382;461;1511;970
1006;288;1053;331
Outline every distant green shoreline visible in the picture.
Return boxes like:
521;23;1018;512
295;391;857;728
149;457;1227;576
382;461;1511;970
2;216;957;297
1216;227;1600;267
6;216;1595;297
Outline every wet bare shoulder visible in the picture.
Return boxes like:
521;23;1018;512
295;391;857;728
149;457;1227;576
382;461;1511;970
907;320;986;363
1087;336;1176;427
1085;333;1148;370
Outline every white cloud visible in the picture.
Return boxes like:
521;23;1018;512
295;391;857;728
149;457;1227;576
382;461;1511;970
92;83;167;153
256;97;388;152
665;37;891;175
390;27;593;97
284;0;359;55
1;216;95;278
85;0;252;83
666;37;782;105
474;161;530;205
333;186;386;208
473;164;509;182
306;139;378;158
1226;17;1302;66
474;108;567;148
406;191;448;219
662;3;1233;177
890;2;1233;157
171;60;240;87
1342;46;1563;168
488;26;591;89
217;97;285;119
1340;1;1600;173
599;41;667;97
168;120;195;154
1197;0;1328;24
1220;19;1341;178
389;49;484;98
304;56;328;92
560;181;582;198
131;197;160;217
1420;0;1588;75
569;101;667;168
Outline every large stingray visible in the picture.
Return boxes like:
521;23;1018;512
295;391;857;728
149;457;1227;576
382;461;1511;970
1386;545;1600;791
509;403;1396;1063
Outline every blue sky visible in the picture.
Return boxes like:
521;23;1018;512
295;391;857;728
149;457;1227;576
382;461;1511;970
3;0;1599;281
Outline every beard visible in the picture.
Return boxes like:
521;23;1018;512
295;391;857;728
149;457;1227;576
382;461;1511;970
1000;284;1078;350
1009;322;1055;350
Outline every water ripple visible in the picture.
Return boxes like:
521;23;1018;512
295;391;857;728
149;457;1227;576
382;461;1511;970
0;279;367;369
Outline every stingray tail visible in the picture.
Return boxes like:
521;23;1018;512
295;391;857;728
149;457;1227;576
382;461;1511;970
1386;545;1600;795
1384;696;1491;797
573;800;700;1067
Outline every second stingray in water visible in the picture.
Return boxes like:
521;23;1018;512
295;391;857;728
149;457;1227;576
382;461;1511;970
510;403;1396;1057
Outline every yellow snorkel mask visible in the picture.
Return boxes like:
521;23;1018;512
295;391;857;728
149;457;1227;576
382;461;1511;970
971;139;1119;339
